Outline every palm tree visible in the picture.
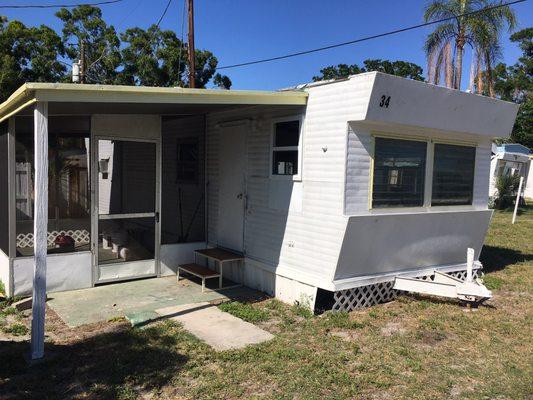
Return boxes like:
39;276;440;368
424;0;516;95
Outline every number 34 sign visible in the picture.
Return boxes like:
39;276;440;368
379;95;391;108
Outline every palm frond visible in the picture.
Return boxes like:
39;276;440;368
423;0;457;22
424;23;457;55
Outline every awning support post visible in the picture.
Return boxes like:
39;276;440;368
30;102;48;360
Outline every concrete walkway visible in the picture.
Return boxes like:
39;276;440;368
156;302;274;351
48;276;257;327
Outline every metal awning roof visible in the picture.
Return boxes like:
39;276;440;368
0;83;308;123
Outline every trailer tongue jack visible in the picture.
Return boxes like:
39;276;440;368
393;248;492;305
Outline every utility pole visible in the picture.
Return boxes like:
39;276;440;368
187;0;195;88
79;40;86;84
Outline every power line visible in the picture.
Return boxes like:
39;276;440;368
216;0;527;70
0;0;123;8
156;0;173;27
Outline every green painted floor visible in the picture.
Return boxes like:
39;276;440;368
47;276;257;327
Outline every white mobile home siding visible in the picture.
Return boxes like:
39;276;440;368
205;75;377;292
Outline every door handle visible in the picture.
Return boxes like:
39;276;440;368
237;193;243;199
155;212;160;223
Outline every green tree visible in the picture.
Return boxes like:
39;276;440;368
120;24;230;89
119;25;175;86
493;28;532;148
0;16;65;102
424;0;516;92
56;5;121;84
312;59;424;82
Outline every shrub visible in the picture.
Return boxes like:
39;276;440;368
494;174;521;209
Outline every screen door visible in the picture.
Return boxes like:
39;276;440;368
94;138;159;283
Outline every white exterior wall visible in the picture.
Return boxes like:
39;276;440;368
206;105;337;289
13;252;92;296
160;242;206;276
205;75;377;298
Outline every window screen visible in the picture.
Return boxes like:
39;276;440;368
15;116;91;257
272;120;300;176
372;137;427;208
161;116;205;244
0;122;9;256
176;140;199;183
432;144;476;206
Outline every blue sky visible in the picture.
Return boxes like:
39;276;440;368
2;0;532;90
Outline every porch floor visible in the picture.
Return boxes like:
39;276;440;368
47;276;260;328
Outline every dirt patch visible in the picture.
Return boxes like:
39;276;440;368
417;329;447;346
257;317;284;334
380;321;406;337
328;329;359;341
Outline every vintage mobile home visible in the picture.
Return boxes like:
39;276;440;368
0;72;518;311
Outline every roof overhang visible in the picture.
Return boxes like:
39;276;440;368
0;83;308;123
341;72;520;139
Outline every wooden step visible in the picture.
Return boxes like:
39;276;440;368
194;248;244;262
178;263;220;279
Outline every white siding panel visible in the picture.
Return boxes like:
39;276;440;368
345;126;373;214
473;140;492;207
206;102;350;284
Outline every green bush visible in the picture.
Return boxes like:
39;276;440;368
494;174;521;210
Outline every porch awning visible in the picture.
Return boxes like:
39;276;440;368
0;82;308;123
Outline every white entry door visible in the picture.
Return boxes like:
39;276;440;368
217;123;247;252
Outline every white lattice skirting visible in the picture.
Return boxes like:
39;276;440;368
332;269;482;311
16;230;90;248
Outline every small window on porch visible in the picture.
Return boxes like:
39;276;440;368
271;118;301;177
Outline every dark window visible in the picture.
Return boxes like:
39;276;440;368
177;140;199;183
372;137;427;208
432;144;476;206
274;120;300;147
273;151;298;175
272;119;300;176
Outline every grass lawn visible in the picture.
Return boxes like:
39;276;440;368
0;206;531;399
